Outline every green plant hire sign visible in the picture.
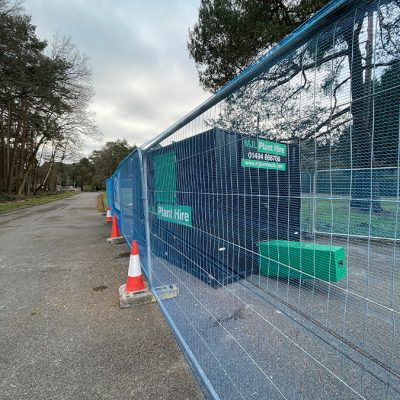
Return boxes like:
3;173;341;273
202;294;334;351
157;204;192;226
242;138;287;171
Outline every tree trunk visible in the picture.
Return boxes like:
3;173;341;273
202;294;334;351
16;105;29;196
0;108;5;192
7;118;21;194
16;136;46;199
346;15;382;213
5;101;11;189
37;147;57;193
54;138;70;190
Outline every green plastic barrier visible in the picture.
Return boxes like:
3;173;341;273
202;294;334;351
257;240;346;282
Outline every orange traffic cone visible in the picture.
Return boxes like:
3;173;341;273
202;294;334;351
125;240;146;292
105;206;112;223
107;214;124;244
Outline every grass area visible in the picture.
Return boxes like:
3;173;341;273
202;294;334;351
301;196;400;239
0;191;78;214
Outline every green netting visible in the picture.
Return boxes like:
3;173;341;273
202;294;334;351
154;152;177;205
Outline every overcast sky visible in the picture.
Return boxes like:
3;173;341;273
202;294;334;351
23;0;209;154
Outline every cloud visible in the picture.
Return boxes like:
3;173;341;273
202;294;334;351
24;0;209;153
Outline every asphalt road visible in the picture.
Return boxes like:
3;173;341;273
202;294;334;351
0;193;204;400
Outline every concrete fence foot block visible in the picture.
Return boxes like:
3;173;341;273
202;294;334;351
154;284;179;300
119;284;154;308
119;284;179;308
106;236;125;244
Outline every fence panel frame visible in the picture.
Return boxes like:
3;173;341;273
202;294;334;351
106;0;400;398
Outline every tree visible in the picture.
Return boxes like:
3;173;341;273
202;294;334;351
50;140;135;192
188;0;329;92
91;140;136;183
0;0;23;15
189;0;400;212
0;4;98;198
0;11;48;194
72;157;94;191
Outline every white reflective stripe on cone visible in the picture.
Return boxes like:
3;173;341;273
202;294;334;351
128;255;141;277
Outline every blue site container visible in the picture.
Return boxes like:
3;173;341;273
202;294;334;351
146;128;301;287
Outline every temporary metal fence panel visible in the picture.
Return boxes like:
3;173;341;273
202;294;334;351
112;169;122;227
108;0;400;398
312;167;400;239
301;171;314;234
146;128;300;287
107;150;149;274
105;177;115;215
118;158;133;241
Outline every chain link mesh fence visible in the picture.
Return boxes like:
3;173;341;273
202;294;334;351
106;0;400;398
